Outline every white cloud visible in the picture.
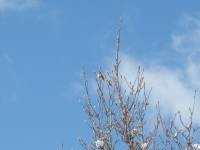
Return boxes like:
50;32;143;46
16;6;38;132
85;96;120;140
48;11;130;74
0;0;39;12
118;14;200;124
120;54;199;123
186;61;200;89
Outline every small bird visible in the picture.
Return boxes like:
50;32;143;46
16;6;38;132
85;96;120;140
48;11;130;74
97;71;105;81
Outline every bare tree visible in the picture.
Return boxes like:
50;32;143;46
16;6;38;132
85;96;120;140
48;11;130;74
80;24;200;150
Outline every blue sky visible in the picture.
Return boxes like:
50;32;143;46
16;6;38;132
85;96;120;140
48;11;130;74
1;0;200;149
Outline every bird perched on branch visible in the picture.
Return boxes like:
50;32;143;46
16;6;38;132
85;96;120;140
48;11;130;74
97;71;105;81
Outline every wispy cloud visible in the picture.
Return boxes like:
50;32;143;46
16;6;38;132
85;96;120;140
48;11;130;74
171;14;200;89
172;14;200;54
118;14;200;124
0;0;40;12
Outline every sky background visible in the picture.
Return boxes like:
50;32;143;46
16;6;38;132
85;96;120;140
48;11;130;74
1;0;200;149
